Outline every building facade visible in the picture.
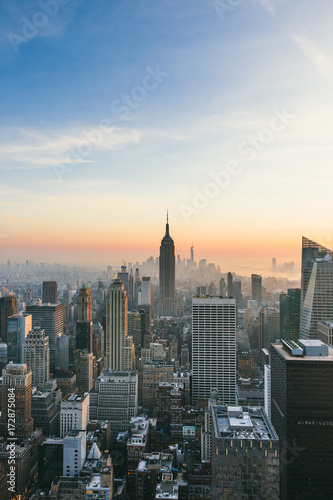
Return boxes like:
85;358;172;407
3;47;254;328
192;295;236;406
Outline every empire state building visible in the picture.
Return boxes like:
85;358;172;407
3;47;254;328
159;214;177;316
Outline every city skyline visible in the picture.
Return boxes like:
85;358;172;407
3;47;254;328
1;1;333;264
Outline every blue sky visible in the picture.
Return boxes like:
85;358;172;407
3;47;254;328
1;0;333;267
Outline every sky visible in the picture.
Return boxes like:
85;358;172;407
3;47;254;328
0;0;333;270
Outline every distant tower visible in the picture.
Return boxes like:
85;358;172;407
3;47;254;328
190;244;194;263
159;212;177;316
77;285;92;322
272;258;277;272
227;272;233;297
42;281;57;304
118;265;129;297
141;277;151;306
251;274;262;305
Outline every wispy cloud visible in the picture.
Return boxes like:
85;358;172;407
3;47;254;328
293;34;332;74
0;126;141;169
253;0;275;14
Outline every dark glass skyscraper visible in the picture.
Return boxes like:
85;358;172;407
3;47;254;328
158;214;176;316
251;274;262;305
271;340;333;499
280;288;301;342
42;281;57;304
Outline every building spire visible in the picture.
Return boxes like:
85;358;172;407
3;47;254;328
165;209;170;237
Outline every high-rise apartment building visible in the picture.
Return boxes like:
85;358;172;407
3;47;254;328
0;296;17;343
251;274;262;305
23;326;50;387
159;214;177;317
0;363;34;438
271;339;333;498
42;281;57;304
192;295;236;406
300;242;333;339
77;285;92;322
26;303;65;372
105;278;134;370
7;313;32;363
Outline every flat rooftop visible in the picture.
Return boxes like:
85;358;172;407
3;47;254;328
272;342;333;362
212;405;278;441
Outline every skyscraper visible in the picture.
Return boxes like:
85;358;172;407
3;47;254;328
23;326;50;387
77;285;92;322
271;339;333;498
0;296;17;344
105;278;134;370
251;274;262;305
0;363;34;438
7;313;32;363
159;213;177;316
26;303;65;372
42;281;57;304
76;320;93;353
192;294;237;405
280;288;301;342
118;265;129;298
227;272;233;296
300;237;333;339
141;277;151;306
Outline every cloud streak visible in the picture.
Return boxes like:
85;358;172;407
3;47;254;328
0;126;141;169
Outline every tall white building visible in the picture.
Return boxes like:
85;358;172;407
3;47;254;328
23;326;50;387
63;430;86;477
60;393;89;438
105;279;134;370
192;295;236;405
